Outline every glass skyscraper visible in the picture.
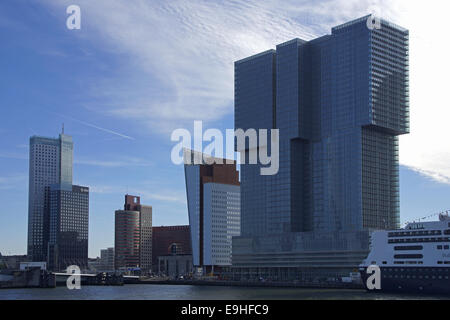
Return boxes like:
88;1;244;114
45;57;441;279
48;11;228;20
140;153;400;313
47;184;89;271
233;16;409;279
28;131;90;271
28;133;73;262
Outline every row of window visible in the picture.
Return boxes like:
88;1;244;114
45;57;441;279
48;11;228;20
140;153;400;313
383;274;449;279
389;230;444;237
388;237;450;244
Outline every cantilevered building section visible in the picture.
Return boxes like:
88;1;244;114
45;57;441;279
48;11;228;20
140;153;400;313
184;150;241;275
233;16;409;279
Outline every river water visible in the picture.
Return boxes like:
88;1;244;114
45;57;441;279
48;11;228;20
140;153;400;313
0;284;449;300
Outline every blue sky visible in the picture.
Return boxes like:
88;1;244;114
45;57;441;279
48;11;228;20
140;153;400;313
0;0;449;257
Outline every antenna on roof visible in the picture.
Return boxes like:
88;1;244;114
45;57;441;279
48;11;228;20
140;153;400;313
62;123;65;134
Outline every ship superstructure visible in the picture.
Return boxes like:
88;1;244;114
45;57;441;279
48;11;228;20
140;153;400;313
360;213;450;294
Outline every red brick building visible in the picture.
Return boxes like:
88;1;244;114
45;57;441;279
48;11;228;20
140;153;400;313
152;225;191;269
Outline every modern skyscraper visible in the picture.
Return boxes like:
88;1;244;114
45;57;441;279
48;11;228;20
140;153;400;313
233;16;409;279
114;195;152;272
27;132;74;262
184;150;241;275
47;184;89;271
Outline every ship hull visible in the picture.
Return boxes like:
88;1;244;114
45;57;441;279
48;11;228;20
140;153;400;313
360;267;450;295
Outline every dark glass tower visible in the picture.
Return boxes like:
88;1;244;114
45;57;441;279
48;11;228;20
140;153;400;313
47;184;89;271
233;16;409;278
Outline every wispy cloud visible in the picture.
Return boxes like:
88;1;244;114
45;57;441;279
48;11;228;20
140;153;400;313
86;183;186;205
75;156;152;168
42;0;342;133
40;0;450;185
0;153;27;160
404;165;450;186
39;0;404;133
0;174;28;190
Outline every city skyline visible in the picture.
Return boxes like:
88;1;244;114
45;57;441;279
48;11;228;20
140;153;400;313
1;1;450;259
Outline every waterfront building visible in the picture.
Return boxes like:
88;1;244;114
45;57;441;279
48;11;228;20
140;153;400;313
152;225;191;271
114;195;152;273
47;184;89;271
27;132;73;262
157;254;193;278
184;150;241;275
100;247;115;271
233;15;409;280
88;257;102;272
0;254;29;270
27;130;90;271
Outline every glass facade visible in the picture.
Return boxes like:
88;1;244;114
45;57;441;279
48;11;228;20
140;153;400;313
28;134;74;262
234;51;276;237
59;134;73;189
235;16;409;237
233;16;409;275
47;184;89;271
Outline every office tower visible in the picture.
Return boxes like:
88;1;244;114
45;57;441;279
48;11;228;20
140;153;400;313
100;247;115;271
233;16;409;279
184;150;241;274
114;195;152;272
152;225;191;269
115;209;140;270
47;185;89;271
28;132;73;262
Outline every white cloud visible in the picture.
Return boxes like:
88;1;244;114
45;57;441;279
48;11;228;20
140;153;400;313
404;165;450;185
388;1;450;186
41;0;450;184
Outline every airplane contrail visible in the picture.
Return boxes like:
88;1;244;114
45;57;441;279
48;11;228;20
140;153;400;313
48;111;135;140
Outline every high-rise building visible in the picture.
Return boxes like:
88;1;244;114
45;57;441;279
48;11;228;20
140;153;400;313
47;184;89;271
100;247;115;271
114;195;152;272
233;16;409;279
27;130;89;271
28;133;73;262
115;209;140;270
184;150;241;274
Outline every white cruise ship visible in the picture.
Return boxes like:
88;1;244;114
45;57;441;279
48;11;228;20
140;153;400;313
359;213;450;294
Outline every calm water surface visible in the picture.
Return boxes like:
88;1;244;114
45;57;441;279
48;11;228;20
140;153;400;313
1;285;449;300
